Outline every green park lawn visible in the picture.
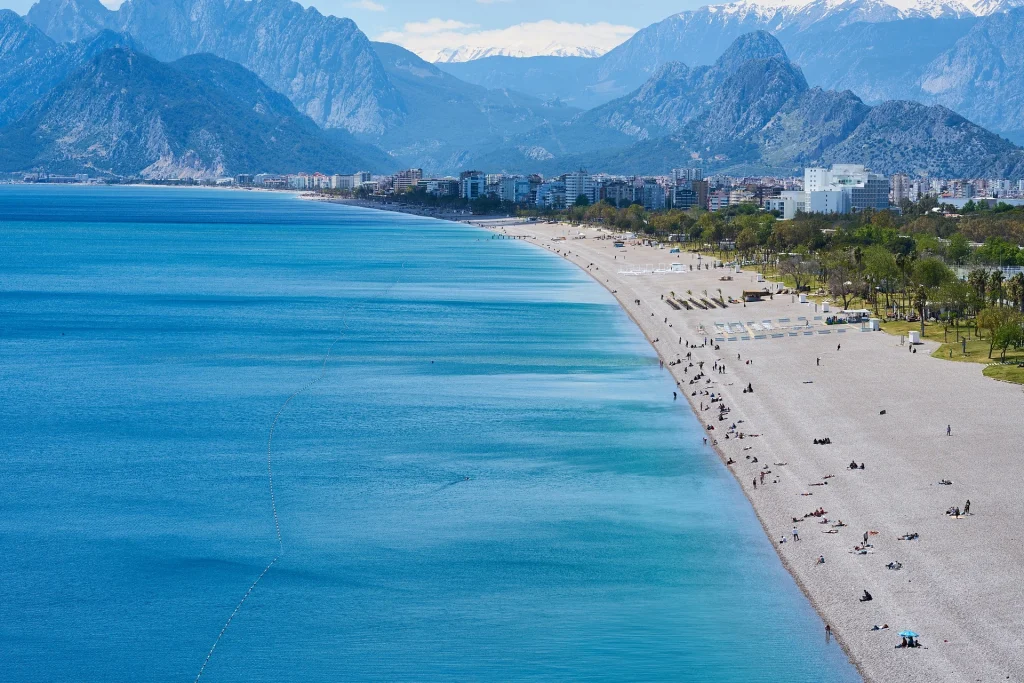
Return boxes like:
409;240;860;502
879;319;1024;385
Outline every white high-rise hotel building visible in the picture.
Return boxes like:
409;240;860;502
767;164;889;218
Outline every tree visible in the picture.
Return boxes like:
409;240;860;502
575;194;590;207
946;233;971;265
736;227;758;258
1007;273;1024;313
978;306;1014;358
863;246;900;314
937;278;972;342
779;256;815;291
992;315;1024;361
912;285;928;336
913;257;952;289
821;250;861;308
967;269;988;310
988;269;1005;306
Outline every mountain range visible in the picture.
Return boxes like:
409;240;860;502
472;32;1024;178
0;0;1022;180
0;40;389;178
439;0;1024;144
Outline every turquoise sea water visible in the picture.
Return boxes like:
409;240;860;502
0;186;859;682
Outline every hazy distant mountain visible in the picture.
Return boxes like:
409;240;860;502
370;41;579;172
0;48;392;178
439;0;976;108
918;7;1024;142
0;28;136;127
0;9;52;63
432;55;594;107
26;0;403;135
22;0;580;173
437;0;1024;140
475;32;1024;178
25;0;108;43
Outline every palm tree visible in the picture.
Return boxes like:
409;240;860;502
988;270;1005;307
913;285;928;336
1007;274;1024;313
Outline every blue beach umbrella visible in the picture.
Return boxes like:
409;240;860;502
898;631;919;638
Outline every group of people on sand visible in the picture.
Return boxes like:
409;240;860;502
946;500;971;517
813;437;832;445
848;461;866;470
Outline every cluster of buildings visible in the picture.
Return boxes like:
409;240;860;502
22;164;1023;217
891;175;1024;203
268;165;895;217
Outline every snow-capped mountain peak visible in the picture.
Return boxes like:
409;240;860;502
434;45;606;63
698;0;1013;19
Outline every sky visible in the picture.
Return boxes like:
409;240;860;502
0;0;710;61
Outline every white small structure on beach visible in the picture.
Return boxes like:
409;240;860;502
868;318;880;331
671;263;685;272
756;273;765;282
909;330;921;344
823;301;831;312
799;293;808;303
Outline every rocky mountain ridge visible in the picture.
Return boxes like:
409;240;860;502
477;32;1024;179
0;46;390;178
440;0;1024;142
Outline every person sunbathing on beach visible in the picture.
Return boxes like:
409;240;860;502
859;590;873;602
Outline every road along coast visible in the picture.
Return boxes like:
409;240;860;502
464;217;1024;683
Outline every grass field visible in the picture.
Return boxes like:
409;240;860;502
879;319;1024;385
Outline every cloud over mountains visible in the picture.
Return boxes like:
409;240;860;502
376;19;637;63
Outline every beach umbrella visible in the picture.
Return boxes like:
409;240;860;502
898;631;919;638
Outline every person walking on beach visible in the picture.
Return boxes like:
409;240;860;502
837;343;841;351
965;499;971;515
816;357;820;366
792;527;800;541
753;478;757;490
947;424;952;436
673;392;677;400
825;624;832;643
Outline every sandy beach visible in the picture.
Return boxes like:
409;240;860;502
450;216;1024;683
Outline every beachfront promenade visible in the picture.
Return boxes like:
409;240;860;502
478;219;1024;683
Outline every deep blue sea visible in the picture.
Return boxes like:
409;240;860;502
0;186;859;682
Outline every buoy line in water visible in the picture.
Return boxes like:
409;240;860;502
194;263;405;682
